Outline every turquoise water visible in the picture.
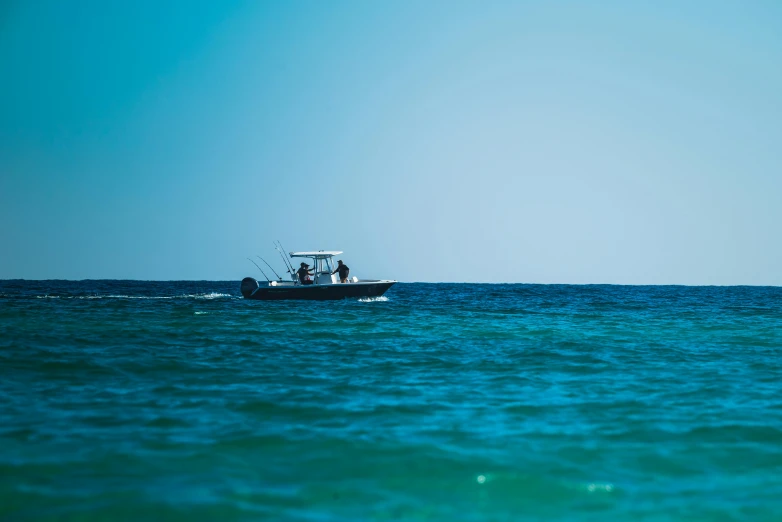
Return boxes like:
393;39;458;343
1;281;781;521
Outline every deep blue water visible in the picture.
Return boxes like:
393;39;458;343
1;280;781;521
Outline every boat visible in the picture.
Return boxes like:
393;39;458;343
241;250;396;301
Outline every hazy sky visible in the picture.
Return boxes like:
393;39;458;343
1;1;780;284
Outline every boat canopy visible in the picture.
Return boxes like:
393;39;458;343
290;251;343;259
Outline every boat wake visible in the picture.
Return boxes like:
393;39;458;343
32;293;237;300
358;296;389;303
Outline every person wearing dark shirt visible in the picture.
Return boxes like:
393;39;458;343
332;259;350;283
297;262;314;285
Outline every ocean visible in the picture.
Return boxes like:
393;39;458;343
1;280;781;521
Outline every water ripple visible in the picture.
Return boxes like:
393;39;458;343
1;281;781;521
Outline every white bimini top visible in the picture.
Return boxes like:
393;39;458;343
289;251;343;259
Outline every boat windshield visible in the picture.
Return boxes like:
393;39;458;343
316;257;334;274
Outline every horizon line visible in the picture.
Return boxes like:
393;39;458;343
1;278;780;288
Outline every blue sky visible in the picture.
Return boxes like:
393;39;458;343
1;0;780;284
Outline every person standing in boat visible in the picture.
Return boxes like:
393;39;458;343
297;262;314;285
332;259;350;283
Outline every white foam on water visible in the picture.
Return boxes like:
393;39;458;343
585;482;614;493
194;293;233;299
194;312;209;315
34;293;237;300
80;295;176;300
358;296;389;303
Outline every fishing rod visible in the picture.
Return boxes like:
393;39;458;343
247;257;270;282
278;240;295;272
257;255;282;280
275;239;294;270
277;239;295;272
276;251;295;279
273;242;293;275
272;243;291;276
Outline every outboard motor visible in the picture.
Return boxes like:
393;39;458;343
240;277;260;298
